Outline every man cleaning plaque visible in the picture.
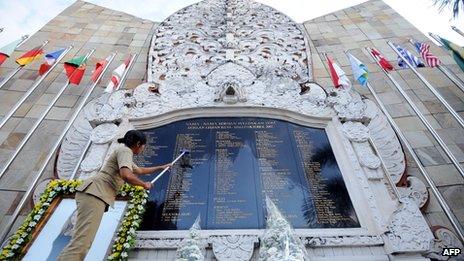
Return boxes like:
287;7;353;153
58;130;172;260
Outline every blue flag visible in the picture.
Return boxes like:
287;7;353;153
394;43;425;68
347;52;369;86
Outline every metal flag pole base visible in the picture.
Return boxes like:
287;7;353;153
150;149;191;185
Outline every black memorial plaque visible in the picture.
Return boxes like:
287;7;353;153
135;117;359;230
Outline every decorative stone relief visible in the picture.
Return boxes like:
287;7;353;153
337;120;388;231
342;121;369;142
383;199;434;253
352;142;381;170
364;100;406;185
398;176;429;209
327;89;366;121
90;123;119;144
304;235;383;247
56;113;93;179
80;144;109;173
211;235;257;261
427;227;464;260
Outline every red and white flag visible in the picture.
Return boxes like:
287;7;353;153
326;55;351;90
91;54;112;82
370;48;394;71
413;41;441;68
105;55;131;93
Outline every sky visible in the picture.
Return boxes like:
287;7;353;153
0;0;463;48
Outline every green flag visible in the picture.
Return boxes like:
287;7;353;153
439;36;464;72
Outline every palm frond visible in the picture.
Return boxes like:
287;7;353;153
433;0;464;18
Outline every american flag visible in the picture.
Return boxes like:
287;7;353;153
394;43;425;68
414;41;441;67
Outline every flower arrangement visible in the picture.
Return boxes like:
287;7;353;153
0;180;148;261
175;215;204;261
259;197;308;261
107;184;148;260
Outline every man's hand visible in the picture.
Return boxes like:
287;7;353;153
162;163;173;169
143;182;152;190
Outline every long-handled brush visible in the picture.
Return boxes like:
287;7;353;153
149;149;191;185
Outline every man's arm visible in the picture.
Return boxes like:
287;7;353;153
120;167;151;189
133;164;172;175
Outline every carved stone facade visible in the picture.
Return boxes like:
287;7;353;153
52;0;441;260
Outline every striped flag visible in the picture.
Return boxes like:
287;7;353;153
105;56;131;93
347;52;369;86
0;38;23;66
413;41;441;67
15;45;44;66
394;43;425;68
90;55;112;82
370;48;394;71
326;55;351;90
38;48;66;75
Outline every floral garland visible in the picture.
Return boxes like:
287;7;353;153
0;180;148;261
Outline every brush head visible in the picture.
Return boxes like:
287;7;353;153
180;149;190;155
179;149;193;169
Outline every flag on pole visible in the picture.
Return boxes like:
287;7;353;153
0;38;23;66
370;48;394;71
326;55;351;90
413;41;441;67
437;35;464;72
347;52;369;86
393;43;425;68
38;48;66;75
105;56;131;93
15;46;44;66
90;55;111;82
64;55;87;85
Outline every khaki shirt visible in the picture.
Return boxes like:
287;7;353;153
77;145;138;208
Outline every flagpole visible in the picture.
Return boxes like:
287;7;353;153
387;41;464;129
410;38;464;94
367;47;464;180
0;51;116;244
68;53;138;180
364;78;464;242
0;39;48;90
0;49;95;181
0;46;73;130
451;26;464;38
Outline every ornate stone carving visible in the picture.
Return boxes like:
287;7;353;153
364;100;406;185
342;122;369;142
304;235;383;247
80;144;109;173
90;123;119;144
211;235;257;261
383;199;434;253
56;112;93;179
214;81;247;104
353;142;381;169
327;89;366;121
398;176;429;209
427;227;464;260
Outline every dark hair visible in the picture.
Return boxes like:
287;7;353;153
117;130;147;147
